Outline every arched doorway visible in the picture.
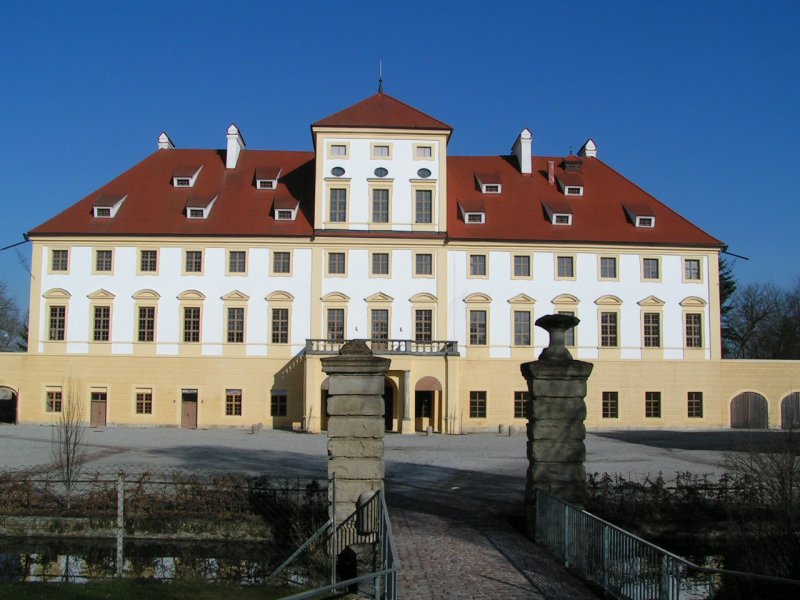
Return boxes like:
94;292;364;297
0;386;17;424
415;376;442;432
781;392;800;430
730;392;769;429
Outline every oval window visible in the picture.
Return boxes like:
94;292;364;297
331;167;345;177
374;167;389;178
417;168;432;179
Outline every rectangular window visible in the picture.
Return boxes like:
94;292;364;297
95;250;112;272
514;311;531;346
327;308;345;341
469;310;487;345
185;250;203;273
273;251;291;274
415;190;432;223
371;309;389;343
600;312;618;347
372;253;389;275
51;249;69;272
688;391;703;418
372;189;389;223
645;391;661;418
558;311;576;346
415;253;433;276
183;307;201;343
416;145;433;158
271;392;288;417
643;313;661;347
136;389;153;414
227;307;245;343
643;258;660;280
415;309;432;342
140;250;158;272
272;308;289;344
329;188;347;222
557;256;574;278
328;252;346;275
469;391;487;418
600;257;617;279
602;391;619;418
685;313;703;348
373;144;390;158
330;144;347;157
46;389;63;413
229;251;246;273
49;306;66;341
514;391;529;419
225;389;242;416
684;259;701;281
513;255;531;278
93;306;110;341
469;255;486;276
138;306;155;342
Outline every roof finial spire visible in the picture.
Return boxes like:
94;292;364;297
378;60;383;93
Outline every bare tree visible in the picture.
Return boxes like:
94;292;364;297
51;378;87;507
0;280;23;352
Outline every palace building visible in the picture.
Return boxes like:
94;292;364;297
2;91;799;432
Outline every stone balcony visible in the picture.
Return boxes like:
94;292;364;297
305;338;460;356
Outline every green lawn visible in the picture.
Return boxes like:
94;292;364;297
0;580;299;600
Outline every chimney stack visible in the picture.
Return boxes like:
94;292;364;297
157;132;174;150
547;160;555;185
578;139;597;159
226;124;246;169
512;128;533;174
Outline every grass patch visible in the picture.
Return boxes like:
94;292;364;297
0;580;298;600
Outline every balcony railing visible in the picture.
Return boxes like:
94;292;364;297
305;338;459;356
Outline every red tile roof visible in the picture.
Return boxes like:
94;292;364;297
446;155;722;246
29;149;316;238
313;92;452;132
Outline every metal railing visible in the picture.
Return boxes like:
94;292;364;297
536;489;800;599
305;338;459;356
273;483;398;600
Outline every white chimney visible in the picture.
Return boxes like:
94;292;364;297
158;132;174;150
226;124;246;169
511;128;533;174
578;138;597;158
547;160;555;185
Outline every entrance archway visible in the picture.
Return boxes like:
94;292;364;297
781;392;800;430
415;376;442;432
730;392;769;429
0;386;17;424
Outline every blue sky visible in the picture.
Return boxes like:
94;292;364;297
1;1;798;309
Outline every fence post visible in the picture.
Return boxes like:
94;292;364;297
116;472;124;578
331;473;337;588
564;503;570;567
602;525;610;592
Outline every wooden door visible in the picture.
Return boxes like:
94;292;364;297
90;400;107;427
181;389;198;429
730;392;768;429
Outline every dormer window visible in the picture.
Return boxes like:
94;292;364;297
637;216;655;228
475;172;502;194
563;156;584;173
93;194;127;218
565;186;583;196
273;198;299;221
185;195;217;219
543;201;573;226
255;167;282;190
556;158;584;196
624;204;657;228
172;165;202;188
459;200;485;224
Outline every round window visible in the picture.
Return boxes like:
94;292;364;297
417;168;432;179
374;167;389;178
331;167;345;177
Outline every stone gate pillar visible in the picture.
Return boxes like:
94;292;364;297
323;340;390;518
520;314;593;539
